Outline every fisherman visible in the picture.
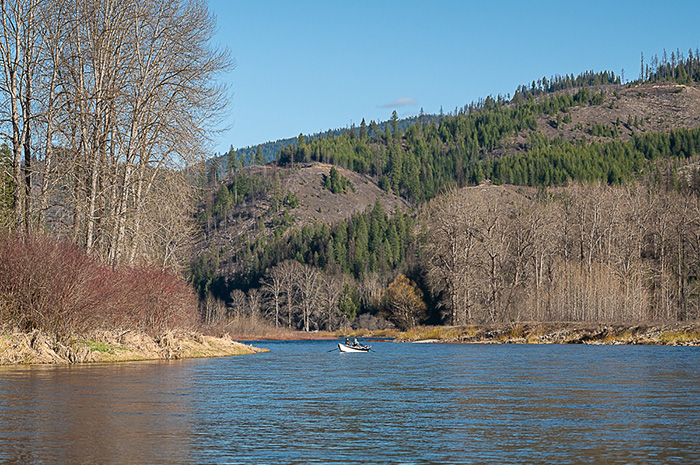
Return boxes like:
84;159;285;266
353;338;360;347
345;337;350;345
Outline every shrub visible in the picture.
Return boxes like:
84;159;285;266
0;232;198;339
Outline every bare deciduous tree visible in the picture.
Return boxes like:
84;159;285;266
0;0;43;231
421;182;700;325
319;273;344;331
261;263;286;328
228;288;246;320
0;0;232;272
277;260;300;329
296;263;320;332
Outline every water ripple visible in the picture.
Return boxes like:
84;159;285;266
0;342;699;464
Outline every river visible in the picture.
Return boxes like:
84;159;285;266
1;340;699;464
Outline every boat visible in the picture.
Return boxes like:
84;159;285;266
338;342;371;353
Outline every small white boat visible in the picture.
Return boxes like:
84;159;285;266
338;342;371;353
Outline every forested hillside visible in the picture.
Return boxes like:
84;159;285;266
192;50;700;332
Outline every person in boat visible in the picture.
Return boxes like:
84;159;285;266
353;338;360;347
345;337;350;346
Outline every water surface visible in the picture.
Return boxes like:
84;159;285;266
1;341;698;464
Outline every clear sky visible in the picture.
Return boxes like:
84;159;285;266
207;0;700;155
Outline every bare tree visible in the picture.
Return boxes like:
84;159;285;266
526;200;559;321
424;188;479;325
261;263;286;328
357;272;385;312
228;289;246;319
35;0;69;227
247;288;262;320
319;273;344;331
296;263;320;331
277;260;300;329
0;0;43;231
1;0;231;272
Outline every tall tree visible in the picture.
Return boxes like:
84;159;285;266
0;0;231;270
0;144;13;224
254;145;264;165
227;145;237;174
0;0;42;231
261;263;286;328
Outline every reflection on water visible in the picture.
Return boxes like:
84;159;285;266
1;342;699;464
0;361;196;464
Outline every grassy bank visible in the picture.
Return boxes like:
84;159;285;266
393;323;700;345
0;233;272;365
0;327;267;365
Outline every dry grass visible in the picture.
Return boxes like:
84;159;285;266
505;324;526;339
659;329;700;345
392;322;700;345
335;328;400;339
535;82;700;145
394;325;467;342
0;326;267;365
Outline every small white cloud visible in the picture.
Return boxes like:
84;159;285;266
380;97;417;108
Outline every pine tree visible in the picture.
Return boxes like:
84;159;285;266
227;145;237;174
390;110;399;135
359;118;368;141
327;166;341;193
254;145;264;165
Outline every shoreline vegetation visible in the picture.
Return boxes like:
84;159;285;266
0;327;267;365
2;321;698;366
390;323;700;346
0;233;267;365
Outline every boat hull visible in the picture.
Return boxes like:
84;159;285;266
338;342;370;353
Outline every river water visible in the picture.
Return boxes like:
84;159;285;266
0;340;699;464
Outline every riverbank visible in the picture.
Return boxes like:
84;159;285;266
0;327;268;365
395;322;700;346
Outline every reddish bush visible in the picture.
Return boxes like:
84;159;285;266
106;265;199;334
0;232;198;338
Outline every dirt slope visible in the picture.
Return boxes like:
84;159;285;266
538;81;700;143
198;162;408;278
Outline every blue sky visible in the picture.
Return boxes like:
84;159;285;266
207;0;700;155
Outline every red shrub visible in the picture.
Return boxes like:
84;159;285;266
0;232;198;338
106;265;199;334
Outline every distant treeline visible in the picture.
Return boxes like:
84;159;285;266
211;115;439;177
642;47;700;84
214;51;700;190
514;70;621;98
